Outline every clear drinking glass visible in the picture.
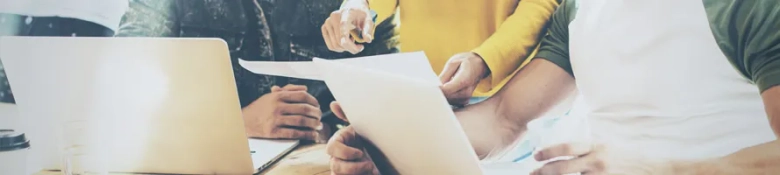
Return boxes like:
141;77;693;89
60;119;110;175
525;115;591;175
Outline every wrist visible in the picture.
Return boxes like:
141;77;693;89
342;0;369;10
470;52;491;79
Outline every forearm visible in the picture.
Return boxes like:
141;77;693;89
673;87;780;174
670;140;780;175
763;86;780;137
454;99;505;159
672;87;780;174
456;59;576;158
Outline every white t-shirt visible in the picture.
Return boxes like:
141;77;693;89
0;0;128;32
569;0;775;160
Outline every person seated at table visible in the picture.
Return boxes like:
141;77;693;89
0;0;128;103
322;0;559;106
115;0;399;142
325;0;780;174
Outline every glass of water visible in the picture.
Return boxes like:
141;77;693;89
60;119;111;175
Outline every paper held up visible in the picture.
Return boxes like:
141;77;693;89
239;52;486;174
237;51;441;85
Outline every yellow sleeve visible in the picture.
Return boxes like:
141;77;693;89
471;0;560;96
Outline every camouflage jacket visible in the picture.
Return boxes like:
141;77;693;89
115;0;399;113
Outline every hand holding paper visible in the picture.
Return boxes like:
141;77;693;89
439;52;491;106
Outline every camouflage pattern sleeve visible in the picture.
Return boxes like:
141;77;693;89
115;0;179;37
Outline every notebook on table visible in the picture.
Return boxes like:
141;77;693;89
249;139;300;174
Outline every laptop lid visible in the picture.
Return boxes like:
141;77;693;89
0;37;254;174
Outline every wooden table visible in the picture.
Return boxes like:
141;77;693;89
36;144;331;175
259;144;330;175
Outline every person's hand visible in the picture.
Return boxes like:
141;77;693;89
321;0;374;54
439;52;490;106
242;84;323;141
326;102;380;175
531;142;671;175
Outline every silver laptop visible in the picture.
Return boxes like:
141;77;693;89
0;37;255;174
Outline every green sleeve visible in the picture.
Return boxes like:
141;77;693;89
705;0;780;93
114;0;179;37
535;0;577;76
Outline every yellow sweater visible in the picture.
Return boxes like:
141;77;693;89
366;0;559;97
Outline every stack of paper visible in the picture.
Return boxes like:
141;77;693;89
239;52;532;175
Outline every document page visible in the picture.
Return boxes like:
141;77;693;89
313;58;484;175
238;51;440;85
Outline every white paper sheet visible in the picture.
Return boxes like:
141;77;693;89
313;58;484;175
248;139;299;172
238;51;441;85
238;61;322;80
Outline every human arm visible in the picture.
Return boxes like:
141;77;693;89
454;0;577;158
114;0;178;37
470;0;561;94
671;136;780;175
455;59;576;159
672;111;780;175
439;0;563;105
663;89;780;174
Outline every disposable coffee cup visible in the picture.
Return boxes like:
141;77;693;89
0;130;31;175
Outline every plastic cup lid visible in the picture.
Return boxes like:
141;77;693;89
0;129;31;152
